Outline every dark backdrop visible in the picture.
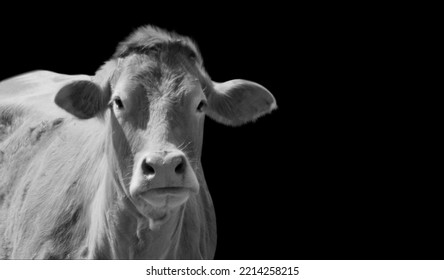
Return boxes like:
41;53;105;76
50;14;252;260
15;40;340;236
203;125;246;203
0;5;438;260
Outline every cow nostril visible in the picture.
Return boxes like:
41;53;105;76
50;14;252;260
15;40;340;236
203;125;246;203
141;161;155;176
175;160;185;175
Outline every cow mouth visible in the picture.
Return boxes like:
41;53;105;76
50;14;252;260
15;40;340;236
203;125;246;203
146;186;192;195
140;186;196;208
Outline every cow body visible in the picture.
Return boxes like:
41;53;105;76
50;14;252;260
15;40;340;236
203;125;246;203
0;26;275;259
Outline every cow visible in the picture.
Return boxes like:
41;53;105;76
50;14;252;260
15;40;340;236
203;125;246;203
0;25;276;259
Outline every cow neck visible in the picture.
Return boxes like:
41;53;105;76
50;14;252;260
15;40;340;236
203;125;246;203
82;109;135;259
129;206;187;259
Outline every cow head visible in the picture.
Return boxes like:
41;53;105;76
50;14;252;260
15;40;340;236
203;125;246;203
54;26;276;228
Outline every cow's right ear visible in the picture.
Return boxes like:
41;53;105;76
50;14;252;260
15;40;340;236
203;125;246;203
55;80;110;119
55;60;116;119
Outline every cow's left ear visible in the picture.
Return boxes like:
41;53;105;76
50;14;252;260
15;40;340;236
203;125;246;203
206;79;277;126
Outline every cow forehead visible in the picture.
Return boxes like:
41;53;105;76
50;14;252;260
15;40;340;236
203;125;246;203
114;53;201;102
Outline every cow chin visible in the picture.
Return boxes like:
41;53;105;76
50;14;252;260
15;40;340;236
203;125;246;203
134;184;199;230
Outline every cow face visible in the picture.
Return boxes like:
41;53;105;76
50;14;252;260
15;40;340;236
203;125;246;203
54;30;276;225
108;52;205;220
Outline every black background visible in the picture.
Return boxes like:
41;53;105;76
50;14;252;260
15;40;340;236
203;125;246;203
0;5;438;260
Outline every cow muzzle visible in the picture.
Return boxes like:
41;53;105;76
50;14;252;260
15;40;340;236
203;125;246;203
129;150;199;209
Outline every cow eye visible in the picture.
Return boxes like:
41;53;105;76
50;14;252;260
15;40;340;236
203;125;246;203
196;100;207;113
113;97;124;109
189;52;197;61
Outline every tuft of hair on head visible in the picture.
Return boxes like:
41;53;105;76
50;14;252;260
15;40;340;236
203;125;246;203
112;25;201;63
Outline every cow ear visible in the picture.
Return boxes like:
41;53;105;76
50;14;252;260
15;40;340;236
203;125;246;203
206;79;277;126
55;80;110;119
